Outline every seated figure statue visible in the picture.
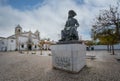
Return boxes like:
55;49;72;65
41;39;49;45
60;10;79;41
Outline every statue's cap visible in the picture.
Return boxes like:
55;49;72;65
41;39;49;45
68;10;77;17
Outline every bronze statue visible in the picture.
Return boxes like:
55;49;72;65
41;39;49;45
59;10;79;41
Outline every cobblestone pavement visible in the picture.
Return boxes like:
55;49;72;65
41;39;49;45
0;51;120;81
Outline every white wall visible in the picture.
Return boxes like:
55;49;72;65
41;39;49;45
0;39;8;51
18;36;28;44
18;36;28;50
32;38;39;50
18;36;40;50
7;39;16;51
93;45;107;50
114;43;120;49
93;44;120;50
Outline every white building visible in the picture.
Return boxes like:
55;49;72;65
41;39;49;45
0;25;40;51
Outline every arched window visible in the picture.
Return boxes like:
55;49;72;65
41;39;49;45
18;29;21;32
11;40;13;42
35;45;37;48
21;44;24;48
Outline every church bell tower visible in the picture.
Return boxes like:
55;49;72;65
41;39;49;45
15;24;22;50
15;24;22;35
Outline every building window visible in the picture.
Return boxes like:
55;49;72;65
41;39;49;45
18;29;21;32
2;42;4;45
21;44;24;48
35;45;37;48
11;40;13;42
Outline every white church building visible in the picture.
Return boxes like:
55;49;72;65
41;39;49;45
0;25;40;51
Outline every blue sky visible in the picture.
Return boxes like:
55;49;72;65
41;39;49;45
5;0;84;10
6;0;44;10
0;0;118;41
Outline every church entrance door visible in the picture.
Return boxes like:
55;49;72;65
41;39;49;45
28;44;32;50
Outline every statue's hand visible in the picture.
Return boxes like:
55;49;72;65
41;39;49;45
64;27;69;30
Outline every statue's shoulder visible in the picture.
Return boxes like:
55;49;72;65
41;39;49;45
73;17;76;19
72;18;78;22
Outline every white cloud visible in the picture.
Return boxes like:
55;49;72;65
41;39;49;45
0;0;119;41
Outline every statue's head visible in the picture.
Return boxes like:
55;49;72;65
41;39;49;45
68;10;77;18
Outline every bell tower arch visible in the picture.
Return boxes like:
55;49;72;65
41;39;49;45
15;24;22;35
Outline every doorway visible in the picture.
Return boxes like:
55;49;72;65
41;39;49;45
27;44;32;50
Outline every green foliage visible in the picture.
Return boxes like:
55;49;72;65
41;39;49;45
99;34;118;45
85;40;94;46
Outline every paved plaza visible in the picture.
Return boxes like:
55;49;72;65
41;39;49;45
0;50;120;81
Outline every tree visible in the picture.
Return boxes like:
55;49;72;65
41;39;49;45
38;40;45;55
98;29;118;54
91;4;120;55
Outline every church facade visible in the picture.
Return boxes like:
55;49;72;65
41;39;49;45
0;25;40;51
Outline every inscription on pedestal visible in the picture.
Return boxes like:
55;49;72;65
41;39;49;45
55;56;71;68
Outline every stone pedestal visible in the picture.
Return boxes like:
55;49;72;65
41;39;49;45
51;43;86;73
